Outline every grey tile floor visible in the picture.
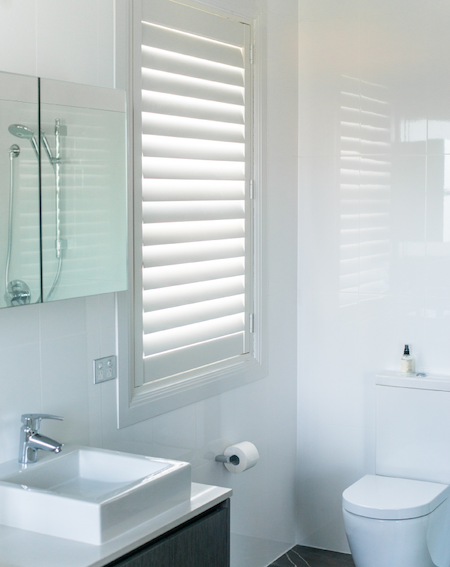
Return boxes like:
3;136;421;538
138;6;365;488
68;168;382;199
269;545;355;567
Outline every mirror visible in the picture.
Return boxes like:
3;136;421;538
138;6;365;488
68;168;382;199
0;72;40;307
0;71;127;308
40;79;128;302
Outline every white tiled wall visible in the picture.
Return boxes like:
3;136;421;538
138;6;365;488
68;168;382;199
0;1;117;466
0;2;298;567
298;0;450;552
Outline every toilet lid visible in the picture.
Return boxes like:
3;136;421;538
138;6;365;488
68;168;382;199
342;475;450;520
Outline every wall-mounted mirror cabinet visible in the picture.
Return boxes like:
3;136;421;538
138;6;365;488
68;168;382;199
0;71;127;308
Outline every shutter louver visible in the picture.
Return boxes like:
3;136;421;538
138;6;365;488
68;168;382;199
140;20;248;382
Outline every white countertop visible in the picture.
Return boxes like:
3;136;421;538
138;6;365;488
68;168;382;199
0;481;232;566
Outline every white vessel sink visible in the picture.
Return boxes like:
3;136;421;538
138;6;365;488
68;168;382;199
0;446;191;544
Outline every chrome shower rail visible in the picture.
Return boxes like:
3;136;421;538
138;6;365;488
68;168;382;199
45;118;65;301
5;144;20;293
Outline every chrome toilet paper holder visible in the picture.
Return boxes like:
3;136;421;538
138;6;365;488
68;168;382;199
215;454;240;465
215;441;259;473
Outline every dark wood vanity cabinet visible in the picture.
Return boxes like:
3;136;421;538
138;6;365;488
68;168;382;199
107;499;230;567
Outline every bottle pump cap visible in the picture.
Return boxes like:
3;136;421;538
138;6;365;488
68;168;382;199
403;345;410;355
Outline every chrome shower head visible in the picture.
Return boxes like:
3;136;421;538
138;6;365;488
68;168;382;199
8;124;35;139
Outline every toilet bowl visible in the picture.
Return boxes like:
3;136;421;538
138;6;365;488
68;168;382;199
342;475;450;567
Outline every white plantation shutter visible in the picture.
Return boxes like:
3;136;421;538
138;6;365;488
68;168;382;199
134;1;253;384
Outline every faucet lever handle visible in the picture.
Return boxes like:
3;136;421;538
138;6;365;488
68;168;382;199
21;413;64;431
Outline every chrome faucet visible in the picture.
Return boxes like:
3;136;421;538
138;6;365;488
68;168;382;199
19;413;64;464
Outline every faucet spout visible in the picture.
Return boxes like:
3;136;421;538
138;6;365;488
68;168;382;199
27;433;63;453
19;413;64;464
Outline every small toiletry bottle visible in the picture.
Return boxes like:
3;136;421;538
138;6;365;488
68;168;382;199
401;345;415;374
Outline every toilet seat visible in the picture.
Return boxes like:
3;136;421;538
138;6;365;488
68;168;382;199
343;475;450;520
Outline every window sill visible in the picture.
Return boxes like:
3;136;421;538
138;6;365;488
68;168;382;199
117;292;265;427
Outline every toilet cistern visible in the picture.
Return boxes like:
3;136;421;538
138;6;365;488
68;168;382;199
19;413;63;464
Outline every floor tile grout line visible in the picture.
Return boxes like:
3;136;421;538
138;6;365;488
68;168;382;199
290;548;313;567
284;551;297;566
268;544;355;567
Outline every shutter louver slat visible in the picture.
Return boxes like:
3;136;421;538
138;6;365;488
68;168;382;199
143;275;245;311
143;257;245;290
143;219;245;246
142;92;244;124
143;179;245;201
142;135;245;161
142;24;245;68
139;16;248;377
143;238;245;267
144;313;245;356
143;201;245;223
144;294;245;334
142;69;244;106
142;47;244;87
142;157;245;180
143;113;244;143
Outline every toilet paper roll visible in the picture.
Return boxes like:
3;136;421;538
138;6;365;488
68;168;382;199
223;441;259;474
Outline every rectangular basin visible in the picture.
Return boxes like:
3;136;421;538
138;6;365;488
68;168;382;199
0;446;191;544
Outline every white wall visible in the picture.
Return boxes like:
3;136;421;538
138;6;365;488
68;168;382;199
297;0;450;552
0;2;298;567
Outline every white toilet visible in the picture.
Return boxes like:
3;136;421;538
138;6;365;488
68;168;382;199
342;371;450;567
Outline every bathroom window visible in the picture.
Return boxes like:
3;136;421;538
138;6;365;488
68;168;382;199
118;0;261;425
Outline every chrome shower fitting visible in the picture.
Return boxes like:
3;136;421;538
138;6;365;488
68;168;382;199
5;279;31;306
8;124;39;160
8;120;65;302
9;143;20;158
8;123;55;165
4;143;31;307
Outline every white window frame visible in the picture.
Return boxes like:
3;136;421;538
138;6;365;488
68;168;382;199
117;0;264;427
